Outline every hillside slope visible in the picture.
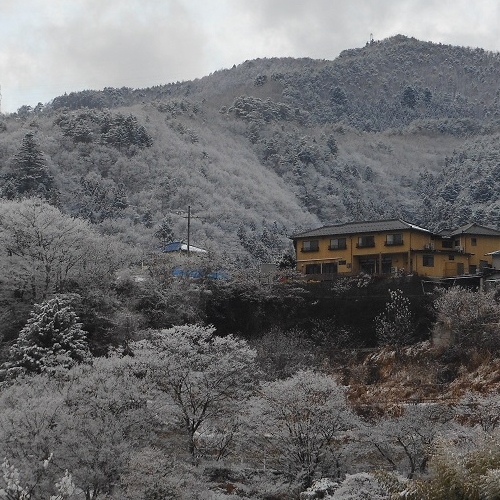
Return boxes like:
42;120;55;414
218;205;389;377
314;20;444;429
1;35;500;263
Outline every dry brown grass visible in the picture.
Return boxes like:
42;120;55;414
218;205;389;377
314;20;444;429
339;342;500;415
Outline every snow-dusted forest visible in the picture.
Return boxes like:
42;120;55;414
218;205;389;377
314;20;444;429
3;287;500;499
3;35;500;499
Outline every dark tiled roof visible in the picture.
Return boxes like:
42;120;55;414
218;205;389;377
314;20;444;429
291;219;430;239
439;223;500;237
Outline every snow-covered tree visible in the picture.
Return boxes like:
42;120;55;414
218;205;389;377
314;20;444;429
153;218;174;246
389;429;500;499
0;457;32;500
4;295;90;377
57;357;153;500
0;356;153;500
0;376;69;499
330;473;387;499
0;198;127;304
247;370;360;488
300;477;339;499
116;446;207;500
370;404;454;479
375;289;415;347
433;286;500;348
0;198;130;343
455;391;500;433
132;324;257;459
2;132;56;201
0;457;77;500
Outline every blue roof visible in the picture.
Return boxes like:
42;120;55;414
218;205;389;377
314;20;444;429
162;241;183;252
161;241;207;253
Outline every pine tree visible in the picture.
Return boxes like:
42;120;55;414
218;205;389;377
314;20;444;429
5;295;90;377
154;219;174;246
402;86;417;109
6;132;56;200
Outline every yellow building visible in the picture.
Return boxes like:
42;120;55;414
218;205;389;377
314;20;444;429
291;219;500;279
435;223;500;275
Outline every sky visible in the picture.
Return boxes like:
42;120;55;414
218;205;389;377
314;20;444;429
1;0;499;113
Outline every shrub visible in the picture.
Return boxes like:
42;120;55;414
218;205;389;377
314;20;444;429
3;295;90;377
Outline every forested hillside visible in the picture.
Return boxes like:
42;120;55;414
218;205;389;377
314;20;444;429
4;34;500;500
2;35;500;266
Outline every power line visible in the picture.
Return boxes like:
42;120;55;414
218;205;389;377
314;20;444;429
154;205;207;256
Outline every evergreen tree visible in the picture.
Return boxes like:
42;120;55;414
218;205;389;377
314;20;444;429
277;252;296;269
327;134;339;156
142;210;154;228
4;295;90;377
4;132;55;200
402;86;417;109
101;113;153;152
154;218;174;246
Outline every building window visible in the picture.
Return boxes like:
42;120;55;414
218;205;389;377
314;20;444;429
359;256;377;274
385;233;403;246
338;260;347;266
357;235;375;248
382;257;393;274
305;264;321;274
329;237;347;250
449;254;455;260
423;254;434;267
471;237;477;246
442;239;453;248
322;263;338;274
302;240;319;252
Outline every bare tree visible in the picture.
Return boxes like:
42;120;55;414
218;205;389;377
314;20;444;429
246;370;360;488
132;324;257;460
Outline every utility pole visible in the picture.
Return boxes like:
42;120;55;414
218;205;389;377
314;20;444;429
178;205;203;256
187;205;191;256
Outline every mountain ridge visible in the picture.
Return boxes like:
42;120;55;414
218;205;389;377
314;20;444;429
1;35;500;264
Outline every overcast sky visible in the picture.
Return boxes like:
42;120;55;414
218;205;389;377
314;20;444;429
1;0;499;113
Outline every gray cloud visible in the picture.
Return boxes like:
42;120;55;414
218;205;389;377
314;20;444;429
0;0;499;112
40;0;207;88
228;0;500;58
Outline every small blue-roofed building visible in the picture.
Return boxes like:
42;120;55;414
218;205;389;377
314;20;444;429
161;241;208;254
